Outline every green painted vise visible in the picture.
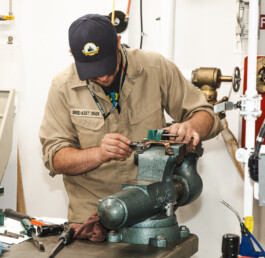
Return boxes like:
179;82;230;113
98;129;203;247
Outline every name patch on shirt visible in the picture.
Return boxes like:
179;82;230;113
70;109;101;117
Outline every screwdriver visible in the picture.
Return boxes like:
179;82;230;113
21;218;45;252
49;226;75;258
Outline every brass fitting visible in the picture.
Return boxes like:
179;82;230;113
192;67;233;103
192;67;232;90
257;57;265;93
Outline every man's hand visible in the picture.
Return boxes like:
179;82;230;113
164;121;200;146
164;111;214;146
53;133;132;175
99;133;132;162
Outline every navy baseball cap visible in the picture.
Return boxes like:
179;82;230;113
69;14;118;80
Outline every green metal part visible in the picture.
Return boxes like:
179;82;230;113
174;153;203;206
108;215;181;246
0;212;4;226
21;218;36;237
98;129;203;247
147;129;165;141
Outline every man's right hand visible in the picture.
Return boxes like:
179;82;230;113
99;133;132;162
53;133;132;175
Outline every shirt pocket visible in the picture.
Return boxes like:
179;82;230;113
70;116;104;148
128;100;165;141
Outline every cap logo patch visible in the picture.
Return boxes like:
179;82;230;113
82;42;99;56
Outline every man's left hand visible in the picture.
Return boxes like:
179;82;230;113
163;111;214;146
164;121;200;146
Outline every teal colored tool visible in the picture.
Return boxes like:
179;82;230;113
21;218;45;252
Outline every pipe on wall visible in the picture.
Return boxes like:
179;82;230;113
9;0;13;16
244;0;260;218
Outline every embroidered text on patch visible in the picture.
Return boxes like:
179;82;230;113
70;109;101;117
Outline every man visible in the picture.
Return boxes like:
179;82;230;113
40;14;222;223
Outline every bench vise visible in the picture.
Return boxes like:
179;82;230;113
98;129;203;247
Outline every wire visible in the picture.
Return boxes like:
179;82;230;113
126;0;131;16
248;118;265;181
220;199;243;223
254;119;265;156
140;0;143;49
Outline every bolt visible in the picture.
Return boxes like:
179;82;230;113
7;36;13;45
156;235;166;240
180;226;187;230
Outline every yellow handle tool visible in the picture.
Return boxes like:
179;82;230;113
0;15;15;20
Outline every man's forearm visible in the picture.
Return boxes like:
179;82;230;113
52;133;132;175
185;111;214;140
53;147;104;175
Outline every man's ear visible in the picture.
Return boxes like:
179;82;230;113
117;35;121;50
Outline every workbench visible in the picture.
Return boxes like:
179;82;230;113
1;234;198;258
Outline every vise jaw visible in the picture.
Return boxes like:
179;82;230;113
98;129;203;246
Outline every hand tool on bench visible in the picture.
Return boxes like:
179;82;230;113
48;227;75;258
4;230;24;238
21;218;45;252
37;224;65;236
4;208;47;226
0;232;19;239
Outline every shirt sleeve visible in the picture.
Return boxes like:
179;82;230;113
39;78;80;176
159;55;223;140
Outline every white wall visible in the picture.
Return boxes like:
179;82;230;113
1;0;264;257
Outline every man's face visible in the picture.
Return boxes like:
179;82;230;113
90;51;121;87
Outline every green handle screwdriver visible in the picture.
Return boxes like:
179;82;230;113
21;218;45;252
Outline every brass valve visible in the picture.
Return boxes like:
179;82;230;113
257;57;265;93
192;67;241;103
192;67;225;90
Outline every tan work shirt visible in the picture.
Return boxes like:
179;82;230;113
40;48;222;223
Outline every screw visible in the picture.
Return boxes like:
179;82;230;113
156;235;166;240
7;36;13;45
180;226;187;231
